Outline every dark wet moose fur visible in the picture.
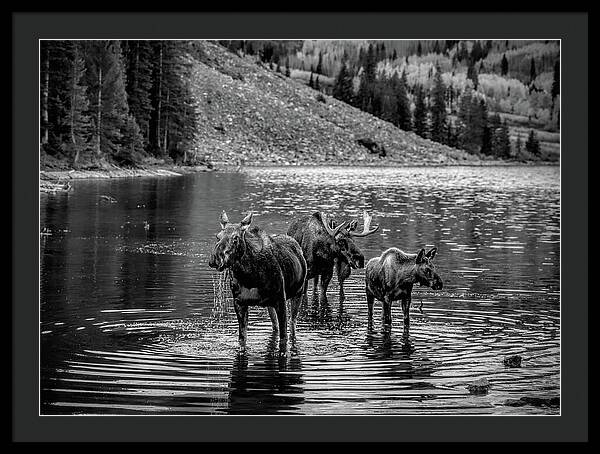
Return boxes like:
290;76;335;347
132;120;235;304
365;247;443;329
287;211;378;305
208;211;307;344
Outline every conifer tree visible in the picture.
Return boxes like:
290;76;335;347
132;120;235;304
501;53;509;76
122;41;154;147
457;88;487;154
481;124;492;155
484;40;492;58
413;84;428;138
309;68;314;88
155;41;197;161
83;41;140;160
316;50;323;74
498;120;512;158
467;59;479;90
429;64;447;144
397;70;412;131
525;129;541;156
285;57;291;77
356;44;376;113
471;41;483;62
530;58;537;84
551;60;560;108
65;42;92;165
332;60;354;104
488;112;501;156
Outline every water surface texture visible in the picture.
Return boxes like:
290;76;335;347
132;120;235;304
40;166;560;415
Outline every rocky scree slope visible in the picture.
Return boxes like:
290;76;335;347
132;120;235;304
189;42;486;166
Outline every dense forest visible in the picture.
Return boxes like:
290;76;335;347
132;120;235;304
221;39;560;160
40;40;199;168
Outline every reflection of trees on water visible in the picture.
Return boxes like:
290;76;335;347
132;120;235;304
226;334;305;415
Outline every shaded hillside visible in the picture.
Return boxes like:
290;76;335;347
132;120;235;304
190;42;487;166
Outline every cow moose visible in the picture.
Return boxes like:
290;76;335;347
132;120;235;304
287;210;379;306
208;211;307;344
365;247;443;329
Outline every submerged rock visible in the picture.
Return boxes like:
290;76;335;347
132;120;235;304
504;355;523;368
466;378;491;395
504;396;560;408
99;195;118;203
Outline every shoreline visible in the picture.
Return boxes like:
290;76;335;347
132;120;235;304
39;159;559;190
40;164;214;182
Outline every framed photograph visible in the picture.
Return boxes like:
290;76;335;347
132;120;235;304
13;11;587;442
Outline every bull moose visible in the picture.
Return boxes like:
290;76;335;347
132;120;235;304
365;247;443;329
287;210;379;306
208;211;307;344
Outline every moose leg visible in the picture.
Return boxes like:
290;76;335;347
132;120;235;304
319;268;333;304
275;297;289;343
337;260;351;303
233;301;249;344
401;294;412;328
366;287;375;327
267;307;279;333
382;295;393;326
310;276;319;304
290;293;303;336
365;288;375;329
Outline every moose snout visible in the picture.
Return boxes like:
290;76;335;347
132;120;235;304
208;253;222;271
432;277;444;290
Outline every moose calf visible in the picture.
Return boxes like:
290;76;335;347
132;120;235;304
365;247;443;329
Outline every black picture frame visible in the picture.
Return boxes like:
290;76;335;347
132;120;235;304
13;11;588;442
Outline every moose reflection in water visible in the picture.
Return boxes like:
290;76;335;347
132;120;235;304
366;247;443;329
227;333;305;414
288;210;379;307
208;211;307;345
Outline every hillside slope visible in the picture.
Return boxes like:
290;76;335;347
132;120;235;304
189;42;488;166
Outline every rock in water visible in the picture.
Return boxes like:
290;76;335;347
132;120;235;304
504;396;559;408
466;378;491;395
504;355;523;368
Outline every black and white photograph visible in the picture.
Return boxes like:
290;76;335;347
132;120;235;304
38;37;561;416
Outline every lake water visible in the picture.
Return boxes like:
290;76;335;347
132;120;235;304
40;166;560;415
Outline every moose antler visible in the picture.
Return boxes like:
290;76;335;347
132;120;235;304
320;212;347;237
350;210;379;237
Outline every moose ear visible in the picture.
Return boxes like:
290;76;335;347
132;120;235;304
416;248;426;264
348;220;359;232
243;230;264;251
426;247;437;260
240;212;253;229
220;210;229;229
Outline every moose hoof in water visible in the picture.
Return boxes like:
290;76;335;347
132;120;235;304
466;378;491;395
503;355;523;368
